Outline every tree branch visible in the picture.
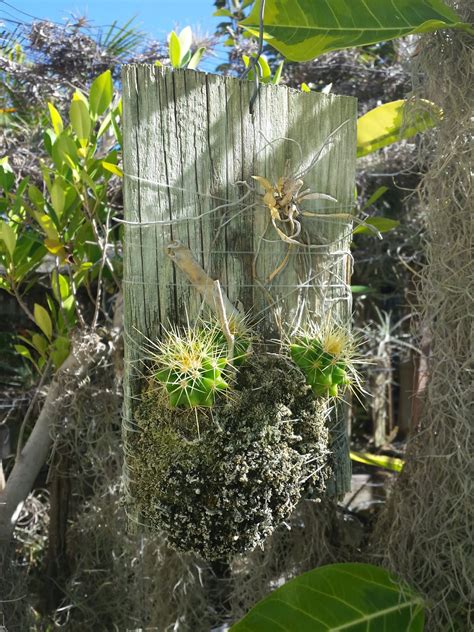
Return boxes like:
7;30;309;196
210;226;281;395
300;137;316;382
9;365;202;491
0;333;105;546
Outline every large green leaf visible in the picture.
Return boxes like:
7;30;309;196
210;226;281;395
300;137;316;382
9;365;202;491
231;563;424;631
241;0;472;62
357;99;442;157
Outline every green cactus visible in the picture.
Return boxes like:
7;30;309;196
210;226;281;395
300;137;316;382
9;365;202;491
149;320;253;409
151;325;231;409
289;326;357;399
208;316;252;367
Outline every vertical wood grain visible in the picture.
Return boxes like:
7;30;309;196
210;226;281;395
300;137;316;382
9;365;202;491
122;66;356;499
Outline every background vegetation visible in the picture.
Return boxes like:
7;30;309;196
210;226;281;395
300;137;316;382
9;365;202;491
0;0;471;629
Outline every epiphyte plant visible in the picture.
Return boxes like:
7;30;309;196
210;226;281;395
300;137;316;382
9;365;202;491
289;323;360;399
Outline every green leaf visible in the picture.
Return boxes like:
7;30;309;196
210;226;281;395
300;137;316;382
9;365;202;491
351;451;404;472
69;99;91;144
362;185;389;211
31;333;49;357
351;285;376;294
178;26;193;57
354;217;400;235
257;55;271;80
231;563;424;632
14;344;34;363
89;69;113;118
51;271;70;302
34;304;53;341
101;161;123;177
51;336;71;369
28;184;45;210
357;99;442;157
240;0;472;62
271;60;284;85
187;47;206;70
214;8;233;17
300;82;311;93
0;157;15;191
52;133;79;168
169;31;182;67
47;102;63;135
50;180;66;218
0;221;17;258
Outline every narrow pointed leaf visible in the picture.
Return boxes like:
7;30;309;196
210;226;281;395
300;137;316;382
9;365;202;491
354;217;400;235
47;102;63;135
187;47;206;70
351;451;404;472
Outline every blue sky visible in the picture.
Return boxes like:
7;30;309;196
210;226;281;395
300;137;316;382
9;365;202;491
1;1;228;70
7;1;219;36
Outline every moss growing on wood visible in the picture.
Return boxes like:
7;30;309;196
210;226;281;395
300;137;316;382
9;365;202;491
127;353;330;560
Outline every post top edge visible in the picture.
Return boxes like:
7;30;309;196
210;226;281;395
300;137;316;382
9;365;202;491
121;64;357;105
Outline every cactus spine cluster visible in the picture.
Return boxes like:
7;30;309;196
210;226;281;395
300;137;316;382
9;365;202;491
289;326;357;399
152;320;250;409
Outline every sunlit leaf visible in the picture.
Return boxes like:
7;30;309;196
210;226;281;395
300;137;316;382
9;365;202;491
0;156;15;191
257;55;271;80
14;344;34;363
351;451;404;472
102;161;123;177
169;31;182;67
178;26;193;57
52;133;79;168
357;99;442;157
213;8;233;17
34;303;53;341
187;47;206;70
271;60;284;85
44;239;66;259
241;0;472;62
69;99;91;144
89;69;114;117
51;270;70;301
47;102;63;135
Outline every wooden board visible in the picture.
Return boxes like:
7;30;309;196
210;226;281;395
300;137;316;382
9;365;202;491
122;65;357;497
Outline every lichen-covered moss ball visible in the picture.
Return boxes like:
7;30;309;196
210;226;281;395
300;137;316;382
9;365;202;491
127;354;330;560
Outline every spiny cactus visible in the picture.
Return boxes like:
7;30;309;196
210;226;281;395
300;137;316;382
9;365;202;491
208;315;252;367
151;324;231;409
149;317;253;409
289;324;360;399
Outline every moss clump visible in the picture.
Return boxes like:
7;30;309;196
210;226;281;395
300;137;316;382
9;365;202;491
127;354;330;560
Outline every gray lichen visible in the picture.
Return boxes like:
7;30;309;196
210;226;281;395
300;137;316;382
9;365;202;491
127;353;330;560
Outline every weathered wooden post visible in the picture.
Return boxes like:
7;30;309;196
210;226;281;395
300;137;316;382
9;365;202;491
121;66;356;554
